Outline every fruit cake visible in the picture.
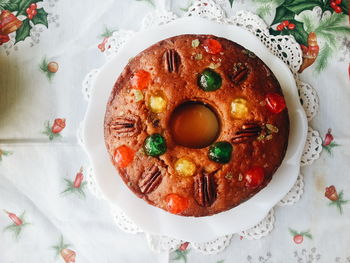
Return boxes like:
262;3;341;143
104;34;289;217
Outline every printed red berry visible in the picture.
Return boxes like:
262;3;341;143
98;37;109;52
30;3;37;10
51;118;66;134
323;128;334;146
277;24;284;31
265;93;286;114
334;6;342;13
130;70;151;90
166;194;189;214
114;145;135;168
203;38;223;54
335;0;342;4
47;62;59;73
245;166;265;188
282;20;290;26
330;1;337;9
179;242;189;251
32;9;37;16
0;34;10;45
4;210;23;226
73;167;84;188
288;23;296;30
26;7;31;15
325;185;339;201
293;234;303;244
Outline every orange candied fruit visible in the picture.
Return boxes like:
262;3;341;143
130;70;151;90
166;194;189;214
114;145;135;168
203;38;223;54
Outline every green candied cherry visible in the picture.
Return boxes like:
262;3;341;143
197;68;222;92
144;133;167;157
208;141;233;164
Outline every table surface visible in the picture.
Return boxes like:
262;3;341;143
0;0;349;262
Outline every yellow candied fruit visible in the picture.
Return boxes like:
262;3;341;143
231;98;248;119
175;158;196;177
149;92;167;113
132;89;144;102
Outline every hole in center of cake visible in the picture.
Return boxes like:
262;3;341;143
170;101;220;149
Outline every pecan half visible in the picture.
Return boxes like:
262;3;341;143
109;114;140;136
138;165;162;194
232;123;261;144
194;170;217;207
164;49;181;73
230;63;249;85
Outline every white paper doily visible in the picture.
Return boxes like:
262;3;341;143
80;0;322;255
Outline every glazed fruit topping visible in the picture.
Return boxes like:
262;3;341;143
144;134;167;157
231;98;248;119
230;63;249;84
265;93;286;114
232;123;262;144
108;115;140;136
175;157;196;177
138;164;162;194
131;70;151;90
198;68;222;92
164;49;181;73
245;166;265;188
114;145;135;168
194;170;217;207
166;193;189;214
149;92;167;113
203;38;223;54
208;141;233;164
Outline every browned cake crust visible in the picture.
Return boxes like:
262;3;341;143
104;34;289;217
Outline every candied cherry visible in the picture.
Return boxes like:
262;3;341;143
245;166;265;188
203;38;222;54
114;145;135;168
166;194;189;214
130;70;151;90
144;134;167;157
265;93;286;114
175;157;196;177
208;141;233;164
198;68;222;92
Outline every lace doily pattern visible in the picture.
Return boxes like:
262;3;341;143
301;127;322;166
191;235;233;254
278;174;304;206
146;234;183;253
239;209;275;240
297;81;319;121
83;1;321;255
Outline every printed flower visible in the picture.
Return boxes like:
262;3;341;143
97;27;116;52
0;148;12;161
322;128;340;155
52;235;76;263
42;118;66;140
3;210;29;240
325;185;349;214
39;56;59;81
294;247;321;262
170;242;190;263
289;228;312;244
61;167;87;198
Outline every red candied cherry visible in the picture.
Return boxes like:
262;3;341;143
130;70;151;90
276;24;284;31
265;93;286;114
113;145;135;168
288;23;296;30
166;194;189;214
282;20;290;26
245;166;265;188
203;38;223;54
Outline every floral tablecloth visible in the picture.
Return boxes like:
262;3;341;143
0;0;349;262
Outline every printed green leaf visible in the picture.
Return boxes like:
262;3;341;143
15;19;31;43
315;43;334;73
286;20;309;46
31;8;48;28
16;0;41;16
229;0;234;7
284;0;321;14
2;0;20;11
339;0;349;14
272;6;294;25
289;228;299;236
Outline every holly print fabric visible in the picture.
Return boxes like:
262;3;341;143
0;0;349;262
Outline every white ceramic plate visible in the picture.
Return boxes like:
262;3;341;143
83;17;308;242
